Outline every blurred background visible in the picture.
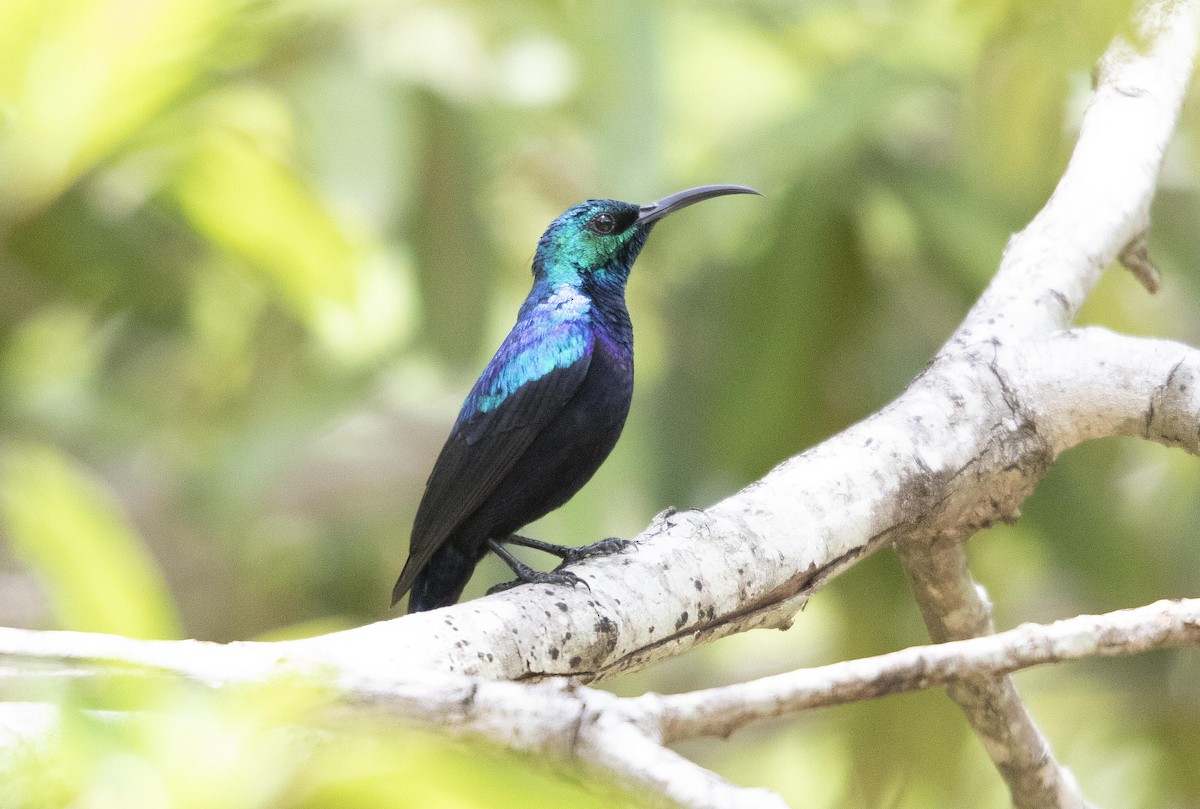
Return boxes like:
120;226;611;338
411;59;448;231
1;0;1199;806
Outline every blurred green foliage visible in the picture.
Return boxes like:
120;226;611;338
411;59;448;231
1;0;1199;806
3;679;621;809
0;442;180;639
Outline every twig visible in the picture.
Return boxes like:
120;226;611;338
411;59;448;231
643;598;1200;742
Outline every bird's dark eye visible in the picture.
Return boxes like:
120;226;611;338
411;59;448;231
588;212;617;235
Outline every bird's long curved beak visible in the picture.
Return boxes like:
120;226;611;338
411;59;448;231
635;184;761;226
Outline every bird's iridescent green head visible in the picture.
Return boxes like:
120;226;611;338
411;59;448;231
533;199;647;286
533;184;760;286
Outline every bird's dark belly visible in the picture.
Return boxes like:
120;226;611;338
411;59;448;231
459;343;632;549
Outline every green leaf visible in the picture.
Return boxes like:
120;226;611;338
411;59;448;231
0;443;181;639
0;0;243;220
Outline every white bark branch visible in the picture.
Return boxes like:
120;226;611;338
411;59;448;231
3;600;1198;807
898;329;1200;808
955;0;1200;343
897;541;1092;809
644;598;1200;742
1019;329;1200;453
888;3;1200;804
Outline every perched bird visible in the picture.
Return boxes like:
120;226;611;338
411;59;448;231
394;184;760;613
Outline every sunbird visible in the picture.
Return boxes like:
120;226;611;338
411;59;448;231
394;185;760;613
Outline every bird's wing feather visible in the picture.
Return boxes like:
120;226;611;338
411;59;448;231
393;314;594;602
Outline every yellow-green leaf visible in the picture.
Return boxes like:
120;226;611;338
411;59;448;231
0;443;181;639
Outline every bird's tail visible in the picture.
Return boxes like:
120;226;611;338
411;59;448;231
398;542;477;613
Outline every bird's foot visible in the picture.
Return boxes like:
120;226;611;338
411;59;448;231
499;533;635;566
487;568;589;596
486;537;592;595
554;537;635;569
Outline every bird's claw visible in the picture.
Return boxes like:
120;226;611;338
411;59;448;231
486;579;520;596
554;537;635;569
487;568;590;596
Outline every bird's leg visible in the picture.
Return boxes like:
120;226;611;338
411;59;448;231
485;538;589;595
497;533;574;557
500;533;635;569
553;537;635;569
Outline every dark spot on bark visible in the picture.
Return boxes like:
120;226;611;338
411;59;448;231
693;579;703;591
595;616;615;634
675;611;689;630
556;602;568;612
569;656;582;667
549;647;560;660
564;632;572;640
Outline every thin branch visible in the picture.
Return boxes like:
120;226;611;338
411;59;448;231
644;598;1200;743
571;716;789;809
1118;230;1162;293
897;540;1091;809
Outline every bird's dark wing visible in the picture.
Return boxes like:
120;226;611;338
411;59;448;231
392;317;594;603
